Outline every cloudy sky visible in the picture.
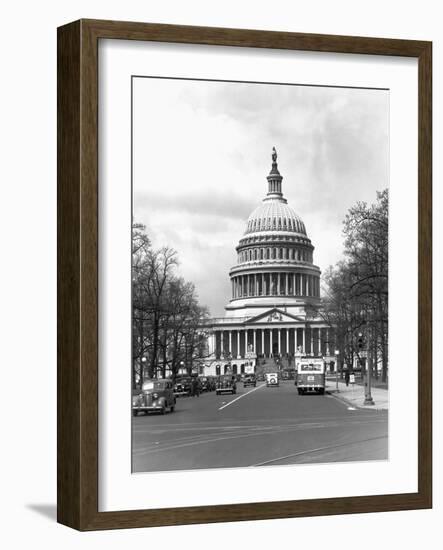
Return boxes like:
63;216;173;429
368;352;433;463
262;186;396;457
133;77;389;317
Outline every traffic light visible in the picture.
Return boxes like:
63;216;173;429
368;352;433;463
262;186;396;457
357;332;364;350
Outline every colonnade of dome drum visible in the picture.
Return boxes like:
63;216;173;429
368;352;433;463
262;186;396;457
231;272;320;299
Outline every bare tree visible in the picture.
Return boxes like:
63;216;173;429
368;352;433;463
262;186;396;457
132;223;210;386
322;190;389;382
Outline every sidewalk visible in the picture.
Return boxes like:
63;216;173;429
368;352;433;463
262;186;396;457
326;378;389;411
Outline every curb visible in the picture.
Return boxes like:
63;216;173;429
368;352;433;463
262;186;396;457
326;389;388;412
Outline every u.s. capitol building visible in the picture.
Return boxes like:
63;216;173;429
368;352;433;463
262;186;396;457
202;148;333;376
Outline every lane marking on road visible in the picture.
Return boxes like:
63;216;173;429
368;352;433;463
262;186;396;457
347;406;357;410
218;384;266;411
249;435;388;467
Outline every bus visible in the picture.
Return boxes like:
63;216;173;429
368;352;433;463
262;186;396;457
295;357;326;395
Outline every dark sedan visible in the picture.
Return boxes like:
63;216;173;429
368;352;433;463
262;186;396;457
215;375;237;395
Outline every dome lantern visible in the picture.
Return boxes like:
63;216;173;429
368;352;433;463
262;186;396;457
266;147;283;199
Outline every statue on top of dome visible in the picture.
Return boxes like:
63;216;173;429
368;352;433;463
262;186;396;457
272;147;277;163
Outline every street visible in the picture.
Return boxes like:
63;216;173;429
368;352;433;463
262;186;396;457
132;380;388;472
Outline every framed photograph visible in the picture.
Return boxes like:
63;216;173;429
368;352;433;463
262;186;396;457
57;19;432;530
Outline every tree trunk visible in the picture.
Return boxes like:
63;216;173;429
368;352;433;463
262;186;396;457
381;321;388;383
150;312;159;378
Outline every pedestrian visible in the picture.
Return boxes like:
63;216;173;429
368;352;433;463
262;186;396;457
191;377;200;397
345;369;350;387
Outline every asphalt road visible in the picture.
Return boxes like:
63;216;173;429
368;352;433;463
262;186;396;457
132;381;388;472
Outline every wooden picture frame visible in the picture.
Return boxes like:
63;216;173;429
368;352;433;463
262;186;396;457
57;19;432;530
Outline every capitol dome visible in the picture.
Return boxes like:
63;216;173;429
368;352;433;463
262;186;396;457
226;147;321;318
244;200;307;236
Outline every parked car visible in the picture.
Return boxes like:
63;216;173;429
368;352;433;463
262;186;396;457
216;375;237;395
132;379;176;415
173;376;192;397
243;374;257;388
265;372;279;387
206;376;216;391
199;376;213;392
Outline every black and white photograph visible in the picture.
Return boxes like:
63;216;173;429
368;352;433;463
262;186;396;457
131;77;389;473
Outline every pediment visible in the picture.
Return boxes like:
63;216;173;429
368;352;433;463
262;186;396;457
247;307;305;324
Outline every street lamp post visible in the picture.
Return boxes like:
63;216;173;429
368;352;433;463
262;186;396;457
363;333;375;406
334;349;340;393
141;356;147;386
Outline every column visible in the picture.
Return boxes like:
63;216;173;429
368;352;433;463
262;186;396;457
255;274;258;296
237;330;241;358
261;329;265;356
318;328;322;356
302;328;306;354
269;329;273;356
261;273;264;296
277;273;280;295
253;329;257;353
311;329;314;356
229;330;232;356
286;328;289;354
278;329;281;355
285;273;288;296
326;328;330;356
220;331;224;356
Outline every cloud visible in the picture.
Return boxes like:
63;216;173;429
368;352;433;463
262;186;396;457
134;189;251;222
133;77;389;316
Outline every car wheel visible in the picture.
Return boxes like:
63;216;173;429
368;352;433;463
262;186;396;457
170;405;175;412
133;410;138;417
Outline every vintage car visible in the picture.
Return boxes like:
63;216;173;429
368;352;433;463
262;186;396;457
132;379;176;415
198;376;214;392
206;376;216;391
173;376;192;397
215;375;237;395
265;372;279;387
243;374;257;388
